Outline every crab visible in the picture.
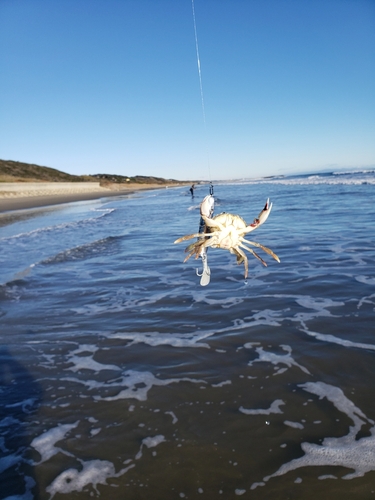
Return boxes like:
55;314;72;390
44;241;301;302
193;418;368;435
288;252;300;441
174;195;280;278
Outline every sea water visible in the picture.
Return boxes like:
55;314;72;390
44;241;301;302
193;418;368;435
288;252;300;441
0;170;375;499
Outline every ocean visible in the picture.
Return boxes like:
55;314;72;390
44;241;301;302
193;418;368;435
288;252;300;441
1;169;374;499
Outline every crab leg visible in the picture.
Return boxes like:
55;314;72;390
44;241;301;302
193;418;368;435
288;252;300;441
183;239;209;261
174;233;210;244
184;240;201;254
181;231;220;262
235;247;249;278
232;248;244;265
189;236;220;256
241;238;280;262
239;243;268;267
183;246;200;262
174;230;223;244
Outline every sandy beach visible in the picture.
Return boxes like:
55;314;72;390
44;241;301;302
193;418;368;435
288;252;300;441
0;181;182;212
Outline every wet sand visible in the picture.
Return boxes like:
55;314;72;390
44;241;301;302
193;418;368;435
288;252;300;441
0;182;184;213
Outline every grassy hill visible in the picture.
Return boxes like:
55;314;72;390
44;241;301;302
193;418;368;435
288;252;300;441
0;160;183;184
0;160;87;182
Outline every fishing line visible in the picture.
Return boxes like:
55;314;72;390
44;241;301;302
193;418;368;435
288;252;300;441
191;0;212;185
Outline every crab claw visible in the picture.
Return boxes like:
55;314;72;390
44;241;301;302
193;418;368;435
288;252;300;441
248;198;273;230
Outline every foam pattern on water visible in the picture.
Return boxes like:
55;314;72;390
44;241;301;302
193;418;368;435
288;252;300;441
1;177;375;498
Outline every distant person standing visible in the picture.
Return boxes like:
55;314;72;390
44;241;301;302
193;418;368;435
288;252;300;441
190;184;195;197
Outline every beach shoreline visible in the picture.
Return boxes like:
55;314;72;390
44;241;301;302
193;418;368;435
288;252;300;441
0;181;187;213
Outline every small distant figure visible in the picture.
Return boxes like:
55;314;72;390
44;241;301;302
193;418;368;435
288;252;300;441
190;184;195;197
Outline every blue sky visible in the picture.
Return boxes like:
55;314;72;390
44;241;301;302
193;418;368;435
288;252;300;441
1;0;374;180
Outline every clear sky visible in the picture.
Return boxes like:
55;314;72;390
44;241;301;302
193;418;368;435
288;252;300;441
1;0;374;180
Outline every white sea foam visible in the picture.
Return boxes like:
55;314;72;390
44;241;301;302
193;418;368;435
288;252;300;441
61;369;205;402
30;422;79;463
107;311;282;351
240;173;375;186
0;208;114;243
300;322;375;351
66;344;120;373
39;353;57;369
192;290;244;308
165;411;178;424
109;330;212;349
46;460;134;497
135;435;166;460
259;294;344;323
355;275;375;286
333;169;375;176
300;382;372;429
239;399;285;415
293;299;344;323
71;289;173;315
284;420;304;429
41;236;122;265
250;481;265;490
245;344;310;375
212;380;232;388
357;292;375;310
5;398;37;414
142;435;166;448
254;293;375;353
262;382;375;482
295;296;344;311
94;370;205;402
